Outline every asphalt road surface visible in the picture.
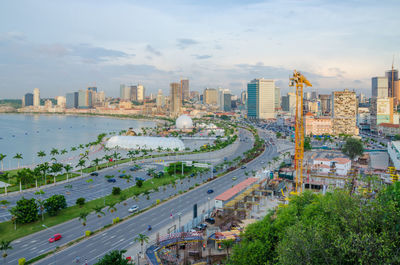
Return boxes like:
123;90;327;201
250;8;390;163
31;132;289;265
3;129;258;264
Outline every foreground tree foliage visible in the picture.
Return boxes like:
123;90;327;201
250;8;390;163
94;249;129;265
9;197;38;224
44;194;67;216
229;184;400;265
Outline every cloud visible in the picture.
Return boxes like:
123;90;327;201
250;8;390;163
0;32;26;43
69;44;131;63
146;44;162;56
193;54;212;60
177;38;199;49
36;44;69;57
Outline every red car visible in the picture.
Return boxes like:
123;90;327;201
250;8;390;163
48;233;62;243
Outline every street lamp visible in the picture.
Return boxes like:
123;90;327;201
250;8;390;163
42;224;57;265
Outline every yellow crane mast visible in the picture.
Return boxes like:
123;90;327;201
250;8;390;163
289;70;312;194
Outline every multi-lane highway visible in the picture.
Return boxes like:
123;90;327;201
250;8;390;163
31;130;289;265
3;129;259;264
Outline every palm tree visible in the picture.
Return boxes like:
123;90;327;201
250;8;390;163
37;151;46;163
0;154;6;171
0;240;12;265
78;211;89;226
76;159;86;176
63;164;73;182
37;199;45;221
71;146;77;152
112;151;120;167
134;233;149;255
38;162;50;185
107;201;117;214
50;148;59;157
0;154;7;171
92;158;101;171
93;205;105;218
103;155;112;168
13;153;23;168
125;175;133;183
221;239;235;259
127;151;135;163
60;149;68;155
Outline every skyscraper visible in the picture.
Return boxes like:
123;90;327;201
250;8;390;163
247;78;275;119
156;89;165;108
203;88;218;105
24;93;34;106
319;94;331;115
33;88;40;107
281;93;296;115
120;85;131;100
218;88;230;111
137;84;145;102
372;76;389;98
78;89;92;109
331;89;358;135
66;92;79;108
223;93;232;111
274;86;281;110
386;69;399;98
170;82;182;117
181;79;189;101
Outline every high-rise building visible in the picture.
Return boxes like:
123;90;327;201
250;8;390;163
241;91;247;105
137;84;145;102
274;86;281;110
96;91;105;104
223;93;232;111
24;93;34;106
78;89;93;109
66;92;79;108
56;96;66;107
203;88;218;105
156;89;165;108
372;77;389;98
170;83;181;117
281;92;296;115
370;97;393;132
331;89;358;135
304;92;311;100
189;91;200;101
218;88;230;111
88;87;97;92
181;79;189;101
120;85;131;100
311;91;318;100
33;88;40;107
386;69;399;98
247;78;275;119
319;94;331;115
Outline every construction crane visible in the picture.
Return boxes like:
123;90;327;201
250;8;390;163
289;70;312;194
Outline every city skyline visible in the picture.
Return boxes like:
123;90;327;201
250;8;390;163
1;0;400;98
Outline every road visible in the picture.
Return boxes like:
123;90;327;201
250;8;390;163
2;129;256;264
30;130;291;265
0;129;251;222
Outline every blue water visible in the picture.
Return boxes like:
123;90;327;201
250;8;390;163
0;114;154;170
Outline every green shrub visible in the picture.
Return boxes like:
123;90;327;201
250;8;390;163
112;187;121;195
10;197;38;224
76;197;85;207
85;230;91;237
156;199;160;204
112;217;120;224
44;195;67;216
18;258;26;265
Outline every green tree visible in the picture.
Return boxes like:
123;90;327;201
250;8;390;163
0;240;12;265
94;249;129;265
93;205;105;218
134;233;149;255
9;197;38;224
36;199;45;221
276;132;282;138
303;136;312;151
13;153;23;168
76;197;86;207
63;164;73;182
136;179;144;188
92;158;101;171
112;187;121;195
78;211;89;226
77;159;86;176
44;194;67;216
342;137;364;160
0;154;6;171
50;148;59;157
221;239;235;260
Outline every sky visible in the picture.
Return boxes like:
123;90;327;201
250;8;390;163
1;0;400;98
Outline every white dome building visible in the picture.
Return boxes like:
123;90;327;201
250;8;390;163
106;136;185;151
176;115;193;130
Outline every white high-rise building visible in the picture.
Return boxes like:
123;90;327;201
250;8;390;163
137;84;145;101
156;89;165;108
56;96;66;107
372;76;389;99
247;79;275;119
33;88;40;107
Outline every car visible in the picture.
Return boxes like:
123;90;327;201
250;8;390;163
128;205;139;213
135;177;145;181
207;189;214;194
90;172;99;176
48;233;62;243
241;166;246;169
129;167;136;171
213;169;217;173
107;178;116;183
232;177;237;181
205;217;215;224
260;161;265;164
119;174;126;178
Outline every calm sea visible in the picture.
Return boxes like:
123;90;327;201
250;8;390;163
0;114;154;170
